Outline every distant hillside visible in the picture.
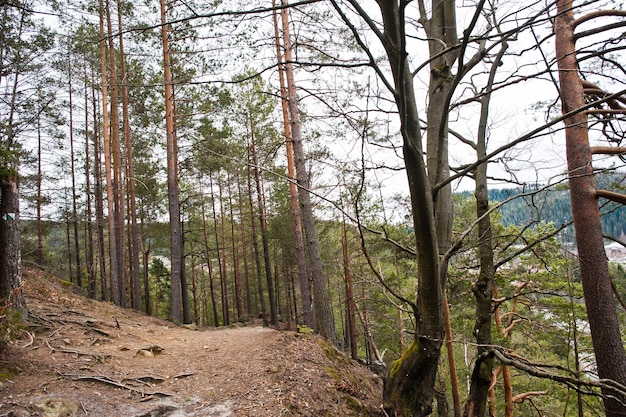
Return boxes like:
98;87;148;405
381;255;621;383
487;172;626;242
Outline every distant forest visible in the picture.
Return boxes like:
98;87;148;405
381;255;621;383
487;172;626;243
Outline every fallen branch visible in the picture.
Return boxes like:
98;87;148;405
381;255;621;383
64;373;172;398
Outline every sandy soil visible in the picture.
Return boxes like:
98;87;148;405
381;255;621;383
0;269;384;416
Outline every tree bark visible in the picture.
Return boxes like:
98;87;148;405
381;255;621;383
117;4;142;312
160;0;183;323
83;61;96;299
280;0;337;345
247;152;267;325
98;0;117;304
218;180;230;325
273;0;313;329
105;0;125;306
372;1;443;415
464;31;507;417
250;121;278;325
0;175;26;316
67;61;83;288
201;180;219;326
228;172;244;320
554;2;626;414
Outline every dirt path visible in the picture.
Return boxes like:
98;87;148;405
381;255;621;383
0;270;383;416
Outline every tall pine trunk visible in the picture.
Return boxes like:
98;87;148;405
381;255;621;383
280;0;337;344
105;0;125;306
98;0;117;304
160;0;183;323
117;4;142;311
554;1;626;414
272;1;312;328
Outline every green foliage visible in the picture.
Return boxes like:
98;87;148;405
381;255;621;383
490;171;626;241
149;258;171;319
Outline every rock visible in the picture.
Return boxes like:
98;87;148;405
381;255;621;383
133;404;182;417
35;399;79;417
136;345;164;357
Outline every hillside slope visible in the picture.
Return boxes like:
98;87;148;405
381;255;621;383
0;269;383;417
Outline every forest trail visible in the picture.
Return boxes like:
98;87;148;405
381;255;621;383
0;269;383;416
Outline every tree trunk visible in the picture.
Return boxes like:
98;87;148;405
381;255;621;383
210;173;227;326
160;0;183;323
373;1;443;415
117;4;142;312
84;62;96;299
91;66;107;301
250;123;278;325
247;154;267;324
201;179;219;326
67;59;83;288
98;0;117;304
105;0;125;306
342;216;357;360
218;180;231;325
464;33;507;417
280;0;337;344
0;175;26;316
141;219;151;315
237;173;253;317
554;1;626;414
228;172;244;320
36;108;44;267
273;1;313;328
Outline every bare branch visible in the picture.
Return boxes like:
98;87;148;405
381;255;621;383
591;146;626;155
573;10;626;29
595;189;626;205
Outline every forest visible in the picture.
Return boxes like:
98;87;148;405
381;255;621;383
1;0;626;416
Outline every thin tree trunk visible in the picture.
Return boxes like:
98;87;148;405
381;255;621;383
554;2;626;414
140;218;151;315
218;179;230;325
84;62;96;299
209;173;227;326
181;219;191;324
117;4;141;311
279;0;336;344
246;155;267;325
36;105;43;267
249;124;277;325
201;180;219;326
342;216;357;360
67;57;83;288
160;0;183;323
237;173;252;317
92;72;107;301
190;239;199;325
228;172;243;320
464;35;506;417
